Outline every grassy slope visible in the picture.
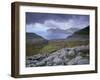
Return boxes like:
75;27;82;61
26;33;44;39
26;33;48;56
39;40;89;54
74;26;89;35
26;39;89;56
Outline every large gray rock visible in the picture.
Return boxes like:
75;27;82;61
46;61;53;66
67;49;76;58
35;60;46;66
53;57;64;65
63;58;70;65
75;45;89;52
77;59;89;64
67;56;82;65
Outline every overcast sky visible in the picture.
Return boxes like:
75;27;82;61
26;12;89;33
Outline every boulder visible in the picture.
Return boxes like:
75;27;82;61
35;61;46;66
67;56;82;65
67;49;76;58
53;57;64;65
77;59;89;64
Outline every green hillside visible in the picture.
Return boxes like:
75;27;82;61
74;26;89;35
26;33;48;56
26;33;44;39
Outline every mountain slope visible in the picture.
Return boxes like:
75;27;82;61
26;33;48;44
26;33;44;39
26;33;48;56
67;26;89;40
47;28;67;34
47;28;79;34
66;28;79;34
74;26;89;35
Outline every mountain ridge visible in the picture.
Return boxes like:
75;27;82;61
26;32;45;39
26;32;48;44
47;27;79;34
67;26;89;40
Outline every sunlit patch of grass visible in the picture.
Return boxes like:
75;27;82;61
26;40;89;56
39;44;59;53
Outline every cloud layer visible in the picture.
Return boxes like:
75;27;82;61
26;17;89;33
26;13;89;40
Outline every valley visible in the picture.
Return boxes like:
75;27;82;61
26;26;89;66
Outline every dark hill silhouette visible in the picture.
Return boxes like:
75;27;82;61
67;26;89;40
26;33;48;44
74;26;89;35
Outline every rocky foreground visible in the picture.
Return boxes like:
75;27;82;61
26;45;89;67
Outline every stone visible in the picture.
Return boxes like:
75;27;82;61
67;49;76;58
63;58;70;65
67;56;82;65
46;61;53;66
53;57;64;65
77;59;89;64
35;61;46;66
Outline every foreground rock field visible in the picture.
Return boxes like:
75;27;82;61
26;45;89;67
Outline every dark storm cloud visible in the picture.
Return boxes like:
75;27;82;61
26;12;89;25
26;12;90;34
